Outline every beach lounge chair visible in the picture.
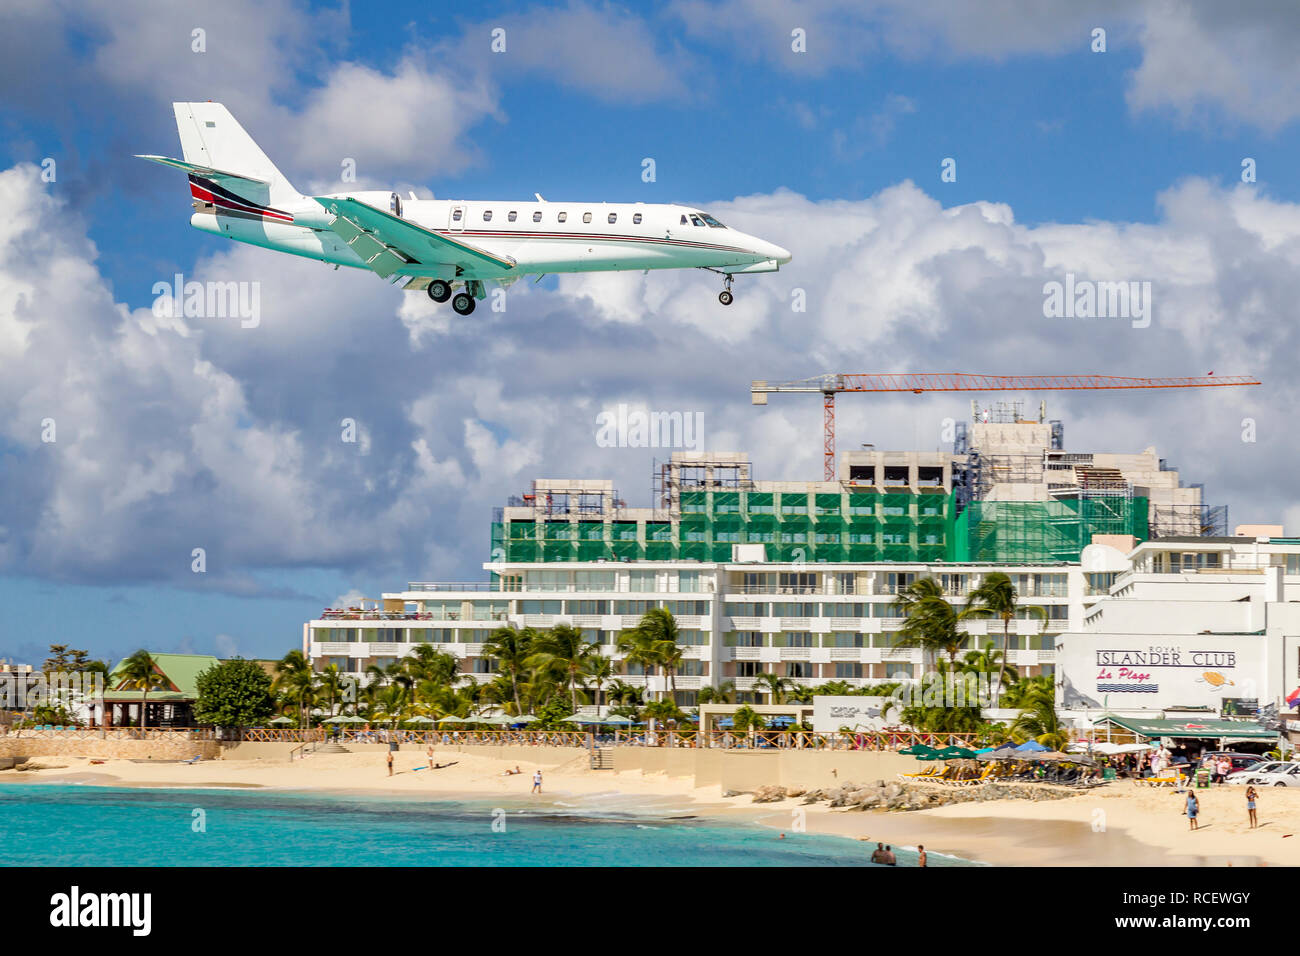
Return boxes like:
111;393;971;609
181;755;201;765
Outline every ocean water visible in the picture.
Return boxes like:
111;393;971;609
0;783;971;867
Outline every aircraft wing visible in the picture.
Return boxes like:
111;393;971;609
315;196;517;279
135;154;270;188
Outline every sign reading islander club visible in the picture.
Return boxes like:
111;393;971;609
1058;634;1265;712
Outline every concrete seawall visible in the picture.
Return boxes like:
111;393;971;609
0;737;220;762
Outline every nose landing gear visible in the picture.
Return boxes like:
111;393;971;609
718;274;734;306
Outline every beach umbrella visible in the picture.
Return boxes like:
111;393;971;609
603;715;633;725
321;715;350;724
405;716;435;724
1016;741;1050;753
898;744;939;757
510;715;538;724
937;746;979;760
566;715;605;724
437;715;465;723
268;716;294;725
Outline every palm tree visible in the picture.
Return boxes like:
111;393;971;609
732;704;767;733
753;671;793;704
961;641;1018;706
117;650;168;731
892;577;963;665
964;572;1047;697
606;679;644;708
404;644;460;686
618;608;682;701
273;649;316;728
317;663;346;718
583;655;614;709
697;680;735;705
529;624;600;712
483;624;537;715
1010;683;1069;750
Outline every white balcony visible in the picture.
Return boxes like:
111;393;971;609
733;646;761;660
728;617;761;629
779;617;810;629
829;619;866;631
779;647;811;659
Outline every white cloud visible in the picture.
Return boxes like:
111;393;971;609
4;157;1299;593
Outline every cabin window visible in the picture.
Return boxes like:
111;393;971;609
689;214;705;226
608;212;617;224
483;210;493;222
558;212;568;223
508;210;518;222
532;211;542;222
583;212;593;223
633;213;642;225
452;209;463;222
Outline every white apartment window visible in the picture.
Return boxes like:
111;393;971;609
1287;555;1300;574
836;572;856;595
629;570;657;591
786;632;814;647
735;632;764;647
678;570;702;592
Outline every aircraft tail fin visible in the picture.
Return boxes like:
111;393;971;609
170;102;302;208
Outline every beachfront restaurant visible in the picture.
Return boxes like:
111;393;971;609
98;653;219;729
1086;714;1278;757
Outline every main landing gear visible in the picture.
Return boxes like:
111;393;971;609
718;274;734;306
426;279;478;315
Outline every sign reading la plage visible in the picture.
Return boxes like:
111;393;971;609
1058;635;1263;710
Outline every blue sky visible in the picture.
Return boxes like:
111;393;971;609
2;0;1300;665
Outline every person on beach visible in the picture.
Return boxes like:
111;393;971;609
1185;791;1199;830
917;845;927;867
427;745;435;770
386;751;394;777
531;770;543;793
1246;786;1258;828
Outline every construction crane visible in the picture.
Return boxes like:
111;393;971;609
751;372;1262;481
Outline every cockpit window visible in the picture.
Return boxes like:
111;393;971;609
689;214;705;226
680;215;687;225
698;212;726;228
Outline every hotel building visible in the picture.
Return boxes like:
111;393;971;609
305;407;1255;708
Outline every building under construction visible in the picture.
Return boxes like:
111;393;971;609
491;402;1225;565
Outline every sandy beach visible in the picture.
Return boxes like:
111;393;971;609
6;751;1298;866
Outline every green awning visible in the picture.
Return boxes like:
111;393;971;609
1092;714;1277;741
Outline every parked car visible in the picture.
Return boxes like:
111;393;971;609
1225;761;1300;787
1201;752;1268;774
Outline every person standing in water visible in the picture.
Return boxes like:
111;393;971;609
917;845;928;867
1246;786;1258;829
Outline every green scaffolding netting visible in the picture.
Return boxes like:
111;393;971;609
491;490;1150;564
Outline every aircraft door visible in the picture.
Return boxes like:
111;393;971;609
449;204;466;231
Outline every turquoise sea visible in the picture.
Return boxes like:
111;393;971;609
0;783;973;867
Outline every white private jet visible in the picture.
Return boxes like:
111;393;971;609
138;102;792;315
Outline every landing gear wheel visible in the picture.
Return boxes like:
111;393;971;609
427;280;451;303
718;290;733;306
451;292;476;315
